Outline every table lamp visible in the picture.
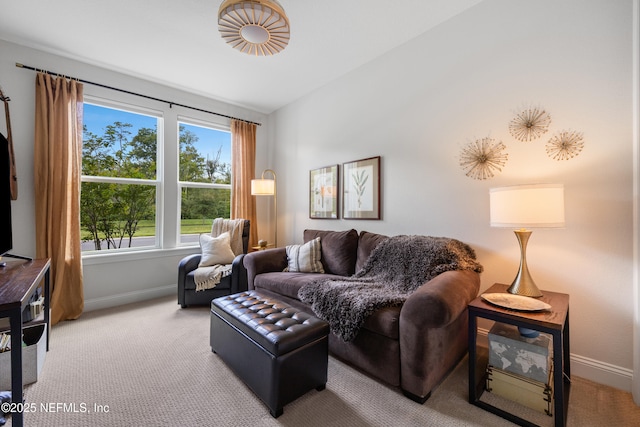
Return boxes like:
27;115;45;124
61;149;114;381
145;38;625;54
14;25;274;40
489;184;565;297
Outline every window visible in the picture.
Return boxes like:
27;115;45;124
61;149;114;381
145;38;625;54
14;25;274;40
81;101;161;252
178;120;232;244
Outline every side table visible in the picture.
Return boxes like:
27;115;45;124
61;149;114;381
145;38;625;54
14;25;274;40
0;258;51;427
468;283;570;427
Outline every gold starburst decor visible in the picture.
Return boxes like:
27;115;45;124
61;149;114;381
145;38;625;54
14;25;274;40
546;130;584;161
508;107;552;142
459;137;509;180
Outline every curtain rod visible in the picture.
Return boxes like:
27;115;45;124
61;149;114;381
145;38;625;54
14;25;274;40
15;62;261;126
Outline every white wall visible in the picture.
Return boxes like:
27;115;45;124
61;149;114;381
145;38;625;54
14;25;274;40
0;40;267;310
269;0;636;393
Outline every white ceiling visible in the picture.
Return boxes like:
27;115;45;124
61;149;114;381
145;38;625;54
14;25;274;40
0;0;482;114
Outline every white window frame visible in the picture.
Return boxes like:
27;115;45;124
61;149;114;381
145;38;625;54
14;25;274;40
177;116;232;246
81;96;164;254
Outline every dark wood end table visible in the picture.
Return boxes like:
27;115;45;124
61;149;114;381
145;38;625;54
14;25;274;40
468;283;570;427
0;258;51;427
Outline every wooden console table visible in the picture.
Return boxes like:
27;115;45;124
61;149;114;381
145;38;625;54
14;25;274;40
0;258;50;427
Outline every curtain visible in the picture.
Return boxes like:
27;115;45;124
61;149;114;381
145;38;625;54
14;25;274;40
230;119;258;248
34;73;84;325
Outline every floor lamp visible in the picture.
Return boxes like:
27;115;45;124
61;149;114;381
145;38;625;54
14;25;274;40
251;169;277;247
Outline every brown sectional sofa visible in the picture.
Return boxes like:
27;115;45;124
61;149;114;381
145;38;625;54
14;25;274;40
241;229;481;403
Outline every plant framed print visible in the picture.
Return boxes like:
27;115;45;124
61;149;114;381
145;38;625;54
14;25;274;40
310;164;339;219
343;156;380;220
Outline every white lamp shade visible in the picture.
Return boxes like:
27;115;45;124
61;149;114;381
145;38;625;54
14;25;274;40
490;184;565;228
251;178;275;196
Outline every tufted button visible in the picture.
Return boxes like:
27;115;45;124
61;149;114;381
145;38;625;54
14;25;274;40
212;290;329;355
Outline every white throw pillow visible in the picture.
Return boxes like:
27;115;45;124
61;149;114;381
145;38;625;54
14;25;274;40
285;237;324;273
199;232;236;267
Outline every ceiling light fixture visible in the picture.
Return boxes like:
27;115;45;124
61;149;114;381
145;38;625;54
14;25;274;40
218;0;290;56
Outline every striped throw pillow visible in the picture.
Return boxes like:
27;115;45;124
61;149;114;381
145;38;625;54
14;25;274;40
285;237;324;273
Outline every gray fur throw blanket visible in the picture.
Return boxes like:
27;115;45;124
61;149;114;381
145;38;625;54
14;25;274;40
297;235;483;342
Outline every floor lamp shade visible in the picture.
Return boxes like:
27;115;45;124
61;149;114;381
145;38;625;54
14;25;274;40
251;178;275;196
490;184;565;297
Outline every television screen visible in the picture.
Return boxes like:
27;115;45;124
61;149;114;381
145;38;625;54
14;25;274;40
0;132;12;257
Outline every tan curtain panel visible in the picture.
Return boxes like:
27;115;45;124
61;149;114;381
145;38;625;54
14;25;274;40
230;119;258;248
34;73;84;325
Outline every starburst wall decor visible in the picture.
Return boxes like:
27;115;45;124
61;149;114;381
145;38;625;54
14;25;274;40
546;130;585;161
459;137;508;180
508;107;552;142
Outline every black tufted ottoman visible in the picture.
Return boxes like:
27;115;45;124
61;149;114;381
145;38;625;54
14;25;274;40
210;291;329;417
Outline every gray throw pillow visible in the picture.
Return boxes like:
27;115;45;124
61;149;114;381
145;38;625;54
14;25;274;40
285;237;324;273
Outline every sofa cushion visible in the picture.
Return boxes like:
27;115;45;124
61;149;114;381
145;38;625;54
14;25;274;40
254;272;342;301
303;229;359;276
361;306;400;340
253;272;398;339
356;231;389;273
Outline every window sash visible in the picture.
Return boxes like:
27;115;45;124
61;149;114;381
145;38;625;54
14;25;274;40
81;98;163;253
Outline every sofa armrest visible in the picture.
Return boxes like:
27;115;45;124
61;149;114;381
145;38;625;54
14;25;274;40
243;248;288;290
177;253;201;307
231;254;248;293
398;269;480;401
401;270;480;329
178;254;201;288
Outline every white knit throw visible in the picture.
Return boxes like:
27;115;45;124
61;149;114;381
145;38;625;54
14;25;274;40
194;218;245;291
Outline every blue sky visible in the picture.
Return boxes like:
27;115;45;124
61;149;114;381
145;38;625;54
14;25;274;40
83;103;231;164
179;121;231;164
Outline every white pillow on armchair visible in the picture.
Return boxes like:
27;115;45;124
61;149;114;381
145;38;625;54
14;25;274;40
198;232;236;267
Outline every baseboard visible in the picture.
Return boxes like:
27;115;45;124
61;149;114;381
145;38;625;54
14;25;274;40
570;354;633;392
84;285;175;312
477;327;633;393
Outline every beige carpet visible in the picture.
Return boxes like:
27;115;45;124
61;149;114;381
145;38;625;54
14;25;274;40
5;295;639;426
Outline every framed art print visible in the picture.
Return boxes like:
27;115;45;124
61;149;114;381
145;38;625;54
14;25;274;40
309;164;339;219
343;156;380;220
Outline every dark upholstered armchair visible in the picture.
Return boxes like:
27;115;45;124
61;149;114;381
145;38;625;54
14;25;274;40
177;220;250;308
